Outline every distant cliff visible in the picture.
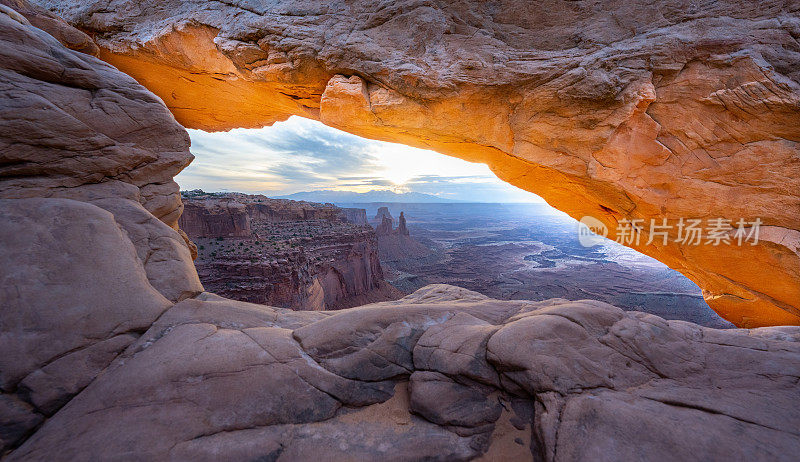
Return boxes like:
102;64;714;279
179;190;361;237
180;199;252;238
374;206;393;221
373;210;432;262
179;191;400;309
340;207;367;225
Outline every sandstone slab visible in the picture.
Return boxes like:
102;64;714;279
8;285;800;460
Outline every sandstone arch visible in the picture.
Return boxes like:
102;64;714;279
3;3;800;459
35;0;800;327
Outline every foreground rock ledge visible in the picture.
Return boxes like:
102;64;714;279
37;0;800;327
7;284;800;461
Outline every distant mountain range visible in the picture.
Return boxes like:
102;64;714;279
278;190;462;204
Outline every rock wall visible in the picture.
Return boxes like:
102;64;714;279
179;192;399;310
374;210;432;262
180;199;252;238
397;211;409;236
35;0;800;326
375;215;394;236
0;2;201;302
179;191;370;237
0;0;96;54
0;7;200;452
341;207;368;225
374;206;393;222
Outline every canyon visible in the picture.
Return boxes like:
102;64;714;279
0;1;799;460
179;191;399;310
367;203;733;328
179;196;727;327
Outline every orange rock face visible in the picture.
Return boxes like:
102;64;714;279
39;0;800;326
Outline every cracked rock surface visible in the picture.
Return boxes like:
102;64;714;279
6;285;800;461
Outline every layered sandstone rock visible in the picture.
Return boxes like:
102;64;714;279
341;207;368;225
36;0;800;326
7;285;800;461
180;192;400;310
0;0;96;55
374;206;394;222
374;210;433;262
0;8;202;302
180;196;253;238
179;190;363;238
0;198;172;453
375;215;394;236
397;211;409;236
0;9;199;452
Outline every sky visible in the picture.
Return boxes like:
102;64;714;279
175;116;545;203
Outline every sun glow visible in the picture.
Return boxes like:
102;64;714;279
369;143;487;187
177;116;544;202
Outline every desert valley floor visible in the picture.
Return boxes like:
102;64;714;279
359;202;732;328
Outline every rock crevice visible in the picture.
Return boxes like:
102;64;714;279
8;285;800;461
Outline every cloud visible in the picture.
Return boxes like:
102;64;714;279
262;163;333;184
337;178;396;187
405;174;496;184
235;118;380;175
175;116;545;203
